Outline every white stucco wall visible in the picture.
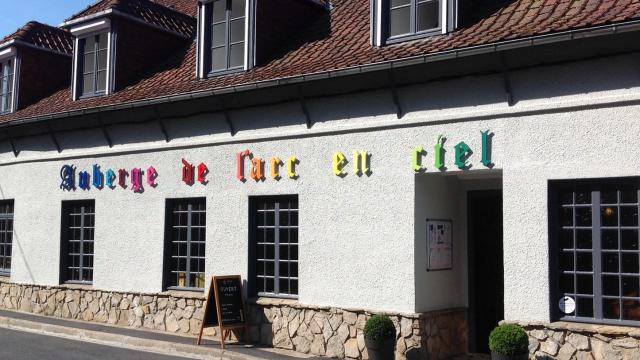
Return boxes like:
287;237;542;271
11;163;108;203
0;52;638;318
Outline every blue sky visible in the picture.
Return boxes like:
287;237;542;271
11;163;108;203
1;0;94;36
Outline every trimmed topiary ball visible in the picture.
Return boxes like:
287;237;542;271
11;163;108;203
364;315;396;342
489;324;529;355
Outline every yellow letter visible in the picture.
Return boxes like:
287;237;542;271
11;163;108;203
270;157;283;180
412;146;425;172
333;152;347;176
287;156;299;179
353;151;370;175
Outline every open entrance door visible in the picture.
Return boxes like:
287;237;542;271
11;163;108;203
468;190;504;353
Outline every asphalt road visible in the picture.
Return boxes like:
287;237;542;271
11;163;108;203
0;327;192;360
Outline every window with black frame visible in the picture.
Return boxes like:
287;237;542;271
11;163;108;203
61;201;95;284
251;196;298;298
552;179;640;325
0;59;14;113
206;0;245;74
78;33;108;97
0;201;14;275
165;198;206;290
388;0;440;41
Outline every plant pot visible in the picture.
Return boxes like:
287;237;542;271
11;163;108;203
491;352;529;360
365;338;396;360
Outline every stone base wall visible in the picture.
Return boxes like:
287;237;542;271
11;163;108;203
247;298;468;360
0;281;468;359
508;320;640;359
0;281;209;336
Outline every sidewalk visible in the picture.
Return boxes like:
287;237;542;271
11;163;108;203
0;309;319;360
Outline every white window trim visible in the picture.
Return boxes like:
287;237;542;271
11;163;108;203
71;21;114;100
0;48;18;114
197;0;253;79
372;0;457;46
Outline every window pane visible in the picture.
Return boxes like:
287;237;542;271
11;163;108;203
602;189;618;204
561;207;573;226
97;49;108;71
390;6;411;37
561;230;573;249
417;0;439;31
229;43;244;68
576;274;593;295
622;276;639;297
622;253;639;274
603;253;619;273
96;71;106;92
212;24;226;47
576;297;594;318
575;207;592;226
576;190;591;205
83;53;95;73
576;230;592;249
623;300;640;321
621;189;638;204
622;230;639;250
230;19;245;43
603;298;621;319
576;252;592;272
621;206;638;226
602;230;619;250
602;206;618;226
85;36;96;52
560;251;574;271
83;74;94;95
603;275;620;296
211;48;226;71
560;273;574;294
231;0;245;18
212;0;226;22
391;0;410;6
97;33;108;50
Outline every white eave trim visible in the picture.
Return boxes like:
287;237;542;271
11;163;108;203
60;9;114;28
70;19;111;36
0;46;16;61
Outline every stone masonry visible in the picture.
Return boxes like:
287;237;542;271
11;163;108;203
248;298;467;360
506;320;640;360
0;281;467;359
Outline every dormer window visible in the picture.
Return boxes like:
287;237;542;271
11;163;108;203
0;58;15;114
198;0;252;78
372;0;457;46
389;0;439;38
69;19;113;100
79;33;108;97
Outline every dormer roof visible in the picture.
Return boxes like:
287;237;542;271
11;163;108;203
0;0;640;124
0;21;72;54
63;0;196;38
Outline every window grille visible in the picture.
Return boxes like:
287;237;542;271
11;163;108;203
165;198;206;290
251;196;298;298
208;0;245;73
79;33;108;96
61;201;95;284
552;179;640;324
0;59;14;113
0;201;14;275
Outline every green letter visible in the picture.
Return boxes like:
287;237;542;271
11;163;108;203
434;135;445;170
454;141;471;170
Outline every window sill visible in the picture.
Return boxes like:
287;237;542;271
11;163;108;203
251;297;300;307
503;320;640;337
63;283;94;290
161;288;206;299
384;28;442;46
0;274;10;282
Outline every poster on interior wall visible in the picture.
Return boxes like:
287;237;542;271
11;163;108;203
426;219;453;271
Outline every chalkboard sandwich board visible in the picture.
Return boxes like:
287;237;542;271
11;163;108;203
196;275;247;349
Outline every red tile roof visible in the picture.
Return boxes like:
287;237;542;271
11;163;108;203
66;0;196;37
2;0;640;124
0;21;72;54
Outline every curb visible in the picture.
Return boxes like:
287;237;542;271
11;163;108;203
0;315;263;360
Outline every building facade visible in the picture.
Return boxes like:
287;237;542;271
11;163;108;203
1;0;640;359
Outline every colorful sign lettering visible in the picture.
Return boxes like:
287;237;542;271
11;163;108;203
60;165;75;191
481;130;492;167
182;159;194;185
78;171;90;190
454;141;471;170
287;156;299;179
197;163;208;184
412;146;425;172
333;151;347;176
92;164;103;189
270;157;283;180
106;169;116;189
131;168;143;192
147;166;157;187
434;135;445;170
118;169;128;188
236;150;250;182
250;157;265;181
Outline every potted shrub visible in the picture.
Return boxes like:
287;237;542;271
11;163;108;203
364;315;396;360
488;324;529;360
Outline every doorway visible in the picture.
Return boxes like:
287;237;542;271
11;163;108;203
467;190;504;354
